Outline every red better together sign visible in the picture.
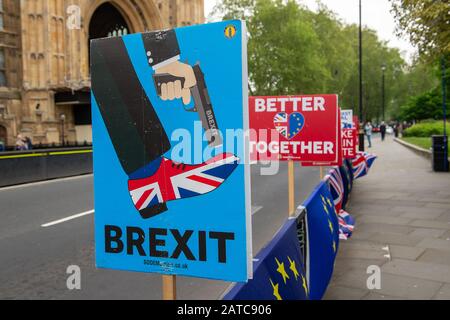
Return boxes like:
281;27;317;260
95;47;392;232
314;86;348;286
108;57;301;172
249;95;339;163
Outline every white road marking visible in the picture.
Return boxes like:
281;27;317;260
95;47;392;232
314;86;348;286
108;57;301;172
0;174;93;192
251;205;263;215
41;209;94;228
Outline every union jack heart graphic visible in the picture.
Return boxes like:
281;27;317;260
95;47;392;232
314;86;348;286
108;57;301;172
273;112;305;140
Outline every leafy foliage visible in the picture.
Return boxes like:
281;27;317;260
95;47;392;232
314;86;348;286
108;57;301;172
403;120;449;137
399;87;446;122
212;0;440;121
390;0;450;60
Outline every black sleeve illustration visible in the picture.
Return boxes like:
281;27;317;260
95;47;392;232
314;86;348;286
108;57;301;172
142;29;180;68
90;36;171;175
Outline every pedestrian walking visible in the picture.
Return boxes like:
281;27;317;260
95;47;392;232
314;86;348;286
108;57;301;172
364;121;373;148
15;135;27;151
380;121;387;141
0;140;5;152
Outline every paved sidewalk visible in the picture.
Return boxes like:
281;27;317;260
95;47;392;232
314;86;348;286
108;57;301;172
324;135;450;300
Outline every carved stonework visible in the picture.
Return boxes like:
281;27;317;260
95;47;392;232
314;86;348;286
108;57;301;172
0;0;204;146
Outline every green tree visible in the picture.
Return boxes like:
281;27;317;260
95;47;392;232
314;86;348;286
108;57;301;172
399;87;444;121
248;0;329;95
213;0;439;123
308;5;356;96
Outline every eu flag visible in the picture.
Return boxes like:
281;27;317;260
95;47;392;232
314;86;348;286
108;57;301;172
224;218;309;300
304;181;340;300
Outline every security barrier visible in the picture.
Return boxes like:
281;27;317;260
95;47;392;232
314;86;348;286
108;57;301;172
223;153;377;300
0;148;92;187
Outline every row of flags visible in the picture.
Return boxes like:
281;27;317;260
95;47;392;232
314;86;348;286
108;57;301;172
326;152;377;240
351;151;377;179
223;152;377;300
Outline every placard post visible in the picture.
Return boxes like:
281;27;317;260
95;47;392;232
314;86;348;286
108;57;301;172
162;275;177;300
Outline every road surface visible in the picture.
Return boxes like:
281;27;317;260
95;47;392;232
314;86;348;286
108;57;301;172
0;163;322;299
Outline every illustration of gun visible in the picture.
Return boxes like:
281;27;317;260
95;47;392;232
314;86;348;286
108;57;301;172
153;64;223;148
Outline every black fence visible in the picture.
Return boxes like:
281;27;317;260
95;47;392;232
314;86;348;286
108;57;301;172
0;147;93;187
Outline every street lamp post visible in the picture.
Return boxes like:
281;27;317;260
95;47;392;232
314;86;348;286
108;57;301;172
358;0;365;151
442;56;448;172
60;114;66;146
442;57;447;138
381;64;386;121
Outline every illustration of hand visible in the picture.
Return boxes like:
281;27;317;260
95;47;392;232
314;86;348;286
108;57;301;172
154;61;197;105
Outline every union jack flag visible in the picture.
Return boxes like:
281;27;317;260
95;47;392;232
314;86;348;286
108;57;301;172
364;152;377;170
352;152;377;179
352;152;369;179
128;153;239;211
326;167;344;212
338;210;355;240
325;167;356;241
273;113;288;139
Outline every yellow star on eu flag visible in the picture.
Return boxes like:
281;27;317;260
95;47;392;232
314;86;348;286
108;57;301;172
328;219;334;233
332;241;337;253
323;203;329;215
287;256;300;281
276;258;290;284
327;198;333;208
270;279;283;300
301;274;309;296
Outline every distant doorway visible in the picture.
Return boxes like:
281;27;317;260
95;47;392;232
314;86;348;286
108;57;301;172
89;2;131;43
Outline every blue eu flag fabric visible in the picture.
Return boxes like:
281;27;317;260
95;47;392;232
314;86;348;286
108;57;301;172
344;159;354;192
305;181;340;300
339;163;352;209
223;218;309;300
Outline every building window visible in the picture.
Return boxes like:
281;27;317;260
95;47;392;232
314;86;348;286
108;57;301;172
0;49;6;87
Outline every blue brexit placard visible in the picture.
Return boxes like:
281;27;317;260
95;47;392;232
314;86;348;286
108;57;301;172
304;181;340;300
91;21;252;282
223;218;309;300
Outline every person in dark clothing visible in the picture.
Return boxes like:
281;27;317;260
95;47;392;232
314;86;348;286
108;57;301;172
25;136;33;150
394;122;399;138
380;121;387;141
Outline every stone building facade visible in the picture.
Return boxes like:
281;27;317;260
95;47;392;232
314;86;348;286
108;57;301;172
0;0;204;147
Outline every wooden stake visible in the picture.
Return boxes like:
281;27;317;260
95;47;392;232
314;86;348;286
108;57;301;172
288;160;295;217
319;166;324;180
162;275;176;300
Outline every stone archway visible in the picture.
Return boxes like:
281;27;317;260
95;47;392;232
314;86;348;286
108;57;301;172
85;0;164;35
88;2;131;41
80;0;164;81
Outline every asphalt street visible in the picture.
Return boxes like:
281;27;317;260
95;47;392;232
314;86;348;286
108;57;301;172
0;163;321;300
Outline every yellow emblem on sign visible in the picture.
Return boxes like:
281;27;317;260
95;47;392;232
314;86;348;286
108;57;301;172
224;25;236;39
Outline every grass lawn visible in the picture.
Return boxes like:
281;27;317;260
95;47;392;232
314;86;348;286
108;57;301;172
402;137;450;151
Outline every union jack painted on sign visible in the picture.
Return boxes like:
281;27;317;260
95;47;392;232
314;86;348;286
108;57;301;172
128;153;240;211
273;113;288;139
